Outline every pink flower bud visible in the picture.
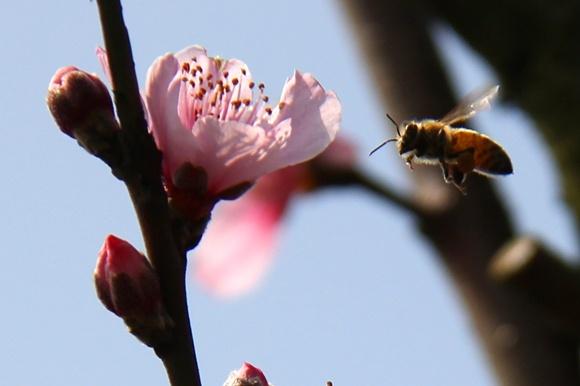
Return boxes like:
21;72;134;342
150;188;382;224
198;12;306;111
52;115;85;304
94;234;172;346
47;66;114;138
223;362;270;386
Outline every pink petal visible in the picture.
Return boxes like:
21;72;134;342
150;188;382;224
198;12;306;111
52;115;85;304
193;193;284;298
96;47;112;85
256;71;342;172
203;72;341;190
145;54;196;175
317;135;358;167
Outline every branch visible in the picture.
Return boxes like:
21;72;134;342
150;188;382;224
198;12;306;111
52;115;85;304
490;237;580;338
309;163;423;215
95;1;202;385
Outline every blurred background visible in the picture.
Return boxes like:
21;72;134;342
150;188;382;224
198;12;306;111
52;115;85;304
0;1;577;385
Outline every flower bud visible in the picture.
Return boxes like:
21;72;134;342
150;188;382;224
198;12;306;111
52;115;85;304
47;66;114;138
223;362;270;386
94;234;172;346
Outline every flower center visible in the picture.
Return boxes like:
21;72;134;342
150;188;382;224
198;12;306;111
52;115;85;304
180;56;274;125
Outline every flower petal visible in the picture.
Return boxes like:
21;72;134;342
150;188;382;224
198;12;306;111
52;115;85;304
259;71;341;170
96;47;112;84
193;194;284;298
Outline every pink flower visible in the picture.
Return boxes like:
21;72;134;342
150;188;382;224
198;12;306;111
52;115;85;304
194;137;356;298
94;235;171;346
144;45;341;216
223;362;270;386
47;66;114;138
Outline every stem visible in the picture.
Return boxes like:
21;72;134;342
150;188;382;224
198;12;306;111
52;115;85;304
95;1;202;385
310;164;422;214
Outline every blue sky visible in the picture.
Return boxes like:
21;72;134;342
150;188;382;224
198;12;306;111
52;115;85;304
1;1;577;385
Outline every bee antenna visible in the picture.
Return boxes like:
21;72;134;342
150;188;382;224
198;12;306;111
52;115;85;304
386;113;401;136
369;138;397;156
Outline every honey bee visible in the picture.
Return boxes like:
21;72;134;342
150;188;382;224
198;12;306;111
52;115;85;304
370;85;513;194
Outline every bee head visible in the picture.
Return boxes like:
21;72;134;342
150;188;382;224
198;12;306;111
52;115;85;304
398;122;418;155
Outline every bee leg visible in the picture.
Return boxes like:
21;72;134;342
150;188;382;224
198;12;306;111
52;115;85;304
405;154;415;170
441;162;468;195
440;162;452;183
451;172;468;195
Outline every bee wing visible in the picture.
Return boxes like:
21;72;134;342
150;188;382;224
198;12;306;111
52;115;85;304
440;85;499;126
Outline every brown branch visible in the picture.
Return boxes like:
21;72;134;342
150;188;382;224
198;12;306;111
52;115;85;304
309;164;423;214
490;237;580;338
95;1;202;385
339;0;580;385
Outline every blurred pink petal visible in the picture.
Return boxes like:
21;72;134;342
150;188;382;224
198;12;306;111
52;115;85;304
317;135;358;167
144;45;341;200
194;195;284;298
194;136;356;298
95;47;112;84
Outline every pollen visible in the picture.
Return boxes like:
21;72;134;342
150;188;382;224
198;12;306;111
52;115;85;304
179;56;274;126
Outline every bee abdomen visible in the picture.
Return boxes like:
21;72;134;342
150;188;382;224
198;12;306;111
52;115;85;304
474;138;513;175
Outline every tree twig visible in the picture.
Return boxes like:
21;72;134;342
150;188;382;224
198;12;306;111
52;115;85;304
95;1;202;385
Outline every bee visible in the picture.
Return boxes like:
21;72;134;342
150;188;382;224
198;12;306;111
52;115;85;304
369;85;513;194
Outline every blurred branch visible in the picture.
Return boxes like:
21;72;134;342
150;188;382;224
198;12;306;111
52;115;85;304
423;0;580;238
339;0;580;385
95;2;202;386
490;237;580;339
309;163;423;214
